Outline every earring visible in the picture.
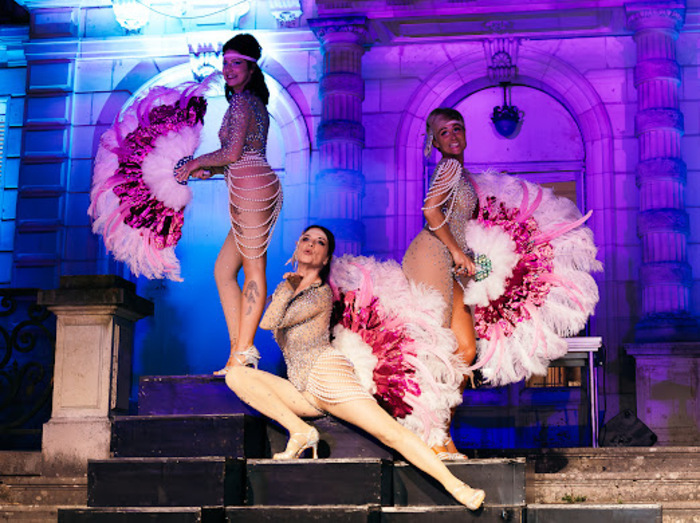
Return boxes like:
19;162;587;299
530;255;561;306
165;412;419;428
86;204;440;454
423;129;434;158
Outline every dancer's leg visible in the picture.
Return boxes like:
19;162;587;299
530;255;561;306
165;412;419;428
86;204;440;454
225;367;321;434
452;281;477;366
214;232;243;369
234;254;267;352
323;398;467;494
444;281;477;455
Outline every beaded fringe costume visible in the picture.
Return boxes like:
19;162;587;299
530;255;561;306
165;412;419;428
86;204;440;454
217;90;282;260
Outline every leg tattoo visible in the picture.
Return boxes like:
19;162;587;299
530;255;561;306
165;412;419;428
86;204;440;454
244;281;260;316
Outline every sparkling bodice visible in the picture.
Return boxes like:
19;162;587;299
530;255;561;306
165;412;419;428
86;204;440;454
260;281;333;391
218;90;268;160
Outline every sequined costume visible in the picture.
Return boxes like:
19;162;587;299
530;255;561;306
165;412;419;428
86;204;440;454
260;280;372;404
215;91;282;259
402;158;478;326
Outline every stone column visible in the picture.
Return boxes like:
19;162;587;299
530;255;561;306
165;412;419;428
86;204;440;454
628;6;699;342
308;16;368;255
625;5;700;445
38;276;153;475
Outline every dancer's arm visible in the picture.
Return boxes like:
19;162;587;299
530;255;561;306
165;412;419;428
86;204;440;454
260;282;332;331
175;95;251;181
423;159;475;275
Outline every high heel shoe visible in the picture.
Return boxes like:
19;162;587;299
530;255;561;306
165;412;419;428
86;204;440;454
443;438;468;460
213;345;261;375
273;427;320;459
448;482;485;511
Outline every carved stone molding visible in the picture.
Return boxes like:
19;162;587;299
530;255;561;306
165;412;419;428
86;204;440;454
483;37;520;83
627;7;684;33
308;16;369;45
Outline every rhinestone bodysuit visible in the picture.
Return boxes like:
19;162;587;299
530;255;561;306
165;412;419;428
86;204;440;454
261;280;372;404
214;91;282;259
402;158;478;326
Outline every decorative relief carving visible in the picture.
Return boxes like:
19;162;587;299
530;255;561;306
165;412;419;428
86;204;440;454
483;20;514;34
270;0;303;28
187;37;223;83
483;38;520;83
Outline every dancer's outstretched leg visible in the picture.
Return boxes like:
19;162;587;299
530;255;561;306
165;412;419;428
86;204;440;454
321;397;485;510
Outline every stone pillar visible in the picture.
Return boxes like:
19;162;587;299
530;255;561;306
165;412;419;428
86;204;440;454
625;5;700;445
309;16;368;255
627;6;699;342
38;276;153;475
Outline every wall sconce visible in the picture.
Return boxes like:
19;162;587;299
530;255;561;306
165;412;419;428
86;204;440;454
491;82;523;138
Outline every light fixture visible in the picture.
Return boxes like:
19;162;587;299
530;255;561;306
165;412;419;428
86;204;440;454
491;82;523;138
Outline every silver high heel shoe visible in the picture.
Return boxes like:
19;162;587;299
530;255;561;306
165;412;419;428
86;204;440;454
448;482;485;511
213;345;260;375
273;428;320;459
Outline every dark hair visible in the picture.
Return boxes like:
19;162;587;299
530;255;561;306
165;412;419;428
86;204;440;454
302;225;336;284
222;34;270;105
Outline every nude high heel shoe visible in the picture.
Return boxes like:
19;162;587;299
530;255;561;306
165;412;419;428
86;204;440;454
273;427;320;459
213;345;261;375
448;482;485;511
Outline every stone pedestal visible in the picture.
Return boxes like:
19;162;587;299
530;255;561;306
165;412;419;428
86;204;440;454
38;275;153;475
625;342;700;445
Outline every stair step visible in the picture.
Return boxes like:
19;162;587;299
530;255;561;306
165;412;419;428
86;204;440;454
0;505;74;523
381;505;525;522
525;503;662;522
267;417;393;460
0;476;87;505
87;457;244;507
138;375;255;416
225;505;380;522
245;458;391;506
58;506;225;523
393;458;525;506
111;414;267;458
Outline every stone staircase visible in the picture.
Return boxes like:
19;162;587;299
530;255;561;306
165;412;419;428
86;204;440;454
2;375;684;521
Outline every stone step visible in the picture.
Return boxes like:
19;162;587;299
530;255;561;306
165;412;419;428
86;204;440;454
0;476;87;506
393;458;525;507
0;505;72;522
381;505;525;522
225;505;380;522
529;470;700;504
525;446;700;475
0;452;43;476
138;375;255;416
87;457;244;507
525;503;662;522
58;506;225;523
661;501;700;523
245;458;391;506
111;414;267;458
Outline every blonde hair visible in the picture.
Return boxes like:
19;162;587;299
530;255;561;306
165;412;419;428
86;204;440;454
424;108;465;157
